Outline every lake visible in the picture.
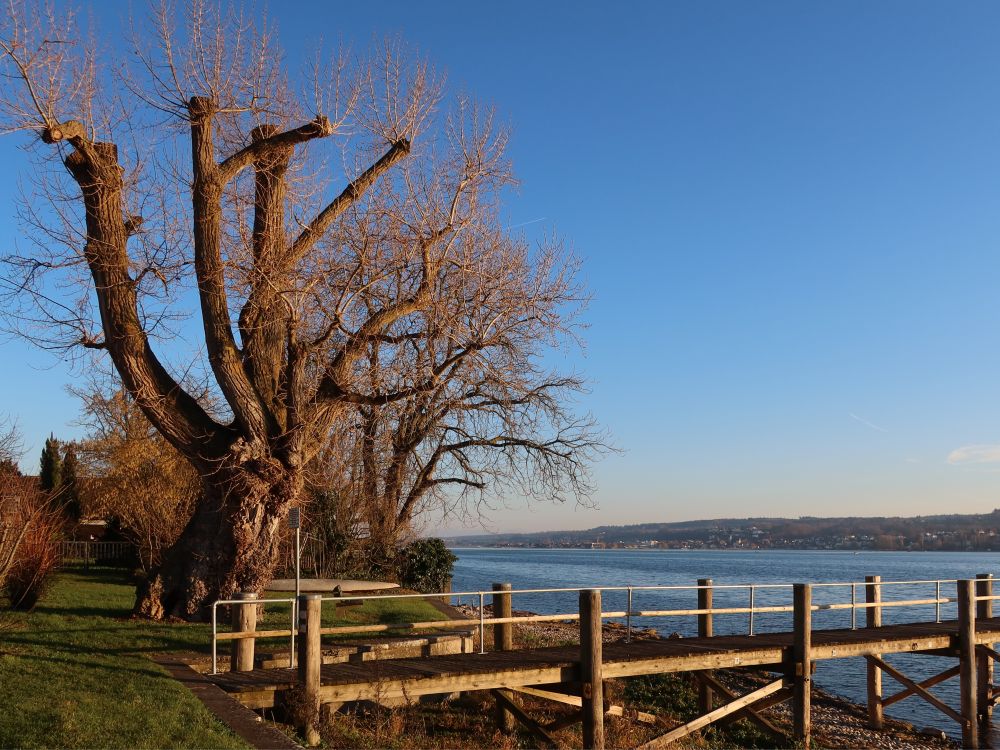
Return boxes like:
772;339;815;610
450;547;999;739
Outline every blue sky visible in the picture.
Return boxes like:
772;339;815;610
3;1;1000;533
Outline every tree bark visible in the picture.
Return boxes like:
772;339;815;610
134;459;302;620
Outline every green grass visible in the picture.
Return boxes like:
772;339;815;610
0;569;453;749
0;569;246;749
253;590;457;641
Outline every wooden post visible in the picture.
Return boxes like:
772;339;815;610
297;593;322;747
230;592;257;672
792;583;812;748
959;579;979;749
977;574;993;727
697;578;713;715
864;574;883;729
492;582;515;734
580;589;605;750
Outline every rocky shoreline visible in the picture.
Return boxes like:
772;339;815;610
456;604;958;749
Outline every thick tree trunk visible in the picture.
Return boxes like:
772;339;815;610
134;462;301;620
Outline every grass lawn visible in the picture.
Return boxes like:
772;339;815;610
0;568;449;749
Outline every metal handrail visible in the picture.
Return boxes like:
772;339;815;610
209;576;985;673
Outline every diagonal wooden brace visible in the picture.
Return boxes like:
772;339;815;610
865;655;966;726
635;677;787;750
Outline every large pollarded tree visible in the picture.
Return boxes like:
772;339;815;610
0;2;595;619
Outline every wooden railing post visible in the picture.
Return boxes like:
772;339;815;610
580;589;604;750
959;579;979;749
297;593;322;747
697;578;713;715
977;573;993;727
793;583;812;748
864;574;883;729
230;592;257;672
492;582;515;734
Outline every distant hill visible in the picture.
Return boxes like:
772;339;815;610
443;510;1000;551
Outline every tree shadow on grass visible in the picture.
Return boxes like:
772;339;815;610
31;604;132;619
3;626;212;656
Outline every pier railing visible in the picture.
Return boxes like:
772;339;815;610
208;575;987;675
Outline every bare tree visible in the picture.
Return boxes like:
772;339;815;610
314;237;605;563
0;2;599;619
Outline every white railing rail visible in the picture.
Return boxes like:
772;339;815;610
208;575;990;674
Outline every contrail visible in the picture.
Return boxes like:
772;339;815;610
506;217;547;230
849;412;888;433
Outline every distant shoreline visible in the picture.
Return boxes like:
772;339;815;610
442;509;1000;552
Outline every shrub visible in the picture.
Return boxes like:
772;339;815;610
396;538;457;593
4;501;62;611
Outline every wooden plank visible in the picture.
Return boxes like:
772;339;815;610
959;579;979;748
695;671;785;740
697;579;713;716
231;592;258;672
866;655;965;725
493;583;515;734
792;583;812;747
882;665;960;707
977;575;994;721
865;575;883;730
298;594;322;746
217;629;294;641
509;685;661;725
635;678;786;750
580;589;604;750
490;689;561;749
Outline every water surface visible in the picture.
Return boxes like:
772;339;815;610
450;548;999;738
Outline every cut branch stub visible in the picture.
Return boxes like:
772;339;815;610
41;120;86;144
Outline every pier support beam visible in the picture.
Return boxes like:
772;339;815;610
580;589;605;750
492;582;515;734
864;575;883;729
297;593;322;747
792;583;812;748
230;592;257;672
977;573;993;730
697;578;713;715
959;579;979;749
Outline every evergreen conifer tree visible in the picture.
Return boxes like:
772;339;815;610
39;434;62;491
61;444;82;521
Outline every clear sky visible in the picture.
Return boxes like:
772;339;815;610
3;1;1000;534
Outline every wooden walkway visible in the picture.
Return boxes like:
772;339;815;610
210;617;1000;709
207;578;1000;748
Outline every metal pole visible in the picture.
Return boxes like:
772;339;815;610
289;602;295;668
851;583;857;630
626;587;632;643
211;602;218;675
749;585;755;635
936;580;941;623
479;592;485;654
292;526;301;667
295;526;301;599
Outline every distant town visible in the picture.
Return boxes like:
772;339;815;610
445;510;1000;552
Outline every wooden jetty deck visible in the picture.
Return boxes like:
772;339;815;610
211;617;1000;708
207;577;1000;749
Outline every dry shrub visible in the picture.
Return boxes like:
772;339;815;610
74;386;200;572
2;491;63;611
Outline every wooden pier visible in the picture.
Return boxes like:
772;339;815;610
207;577;1000;749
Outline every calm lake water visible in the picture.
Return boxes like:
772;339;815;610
450;548;999;739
